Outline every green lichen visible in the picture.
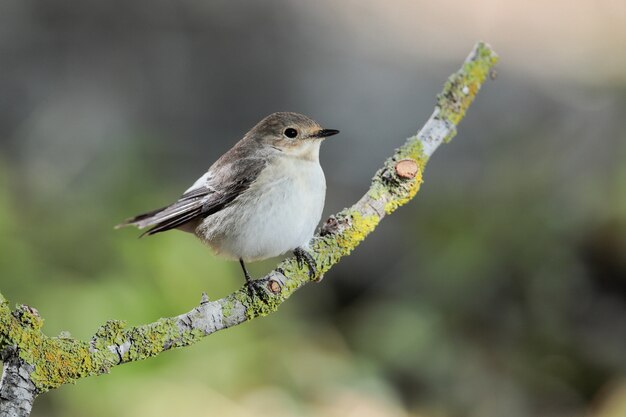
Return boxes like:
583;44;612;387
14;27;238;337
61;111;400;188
310;210;380;272
13;304;45;331
235;291;273;320
25;338;113;389
0;300;204;392
92;320;127;350
384;169;424;214
221;298;235;318
8;318;118;391
0;297;12;348
396;136;429;165
366;141;427;215
437;42;498;129
122;318;184;360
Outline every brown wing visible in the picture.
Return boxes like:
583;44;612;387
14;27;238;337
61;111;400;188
116;140;270;236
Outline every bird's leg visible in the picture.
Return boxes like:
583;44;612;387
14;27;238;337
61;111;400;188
239;258;252;282
239;258;267;299
293;247;317;279
239;258;255;294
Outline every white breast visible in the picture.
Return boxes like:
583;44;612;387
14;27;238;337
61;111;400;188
196;152;326;262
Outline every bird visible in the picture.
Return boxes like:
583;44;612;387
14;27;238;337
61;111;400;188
116;112;339;293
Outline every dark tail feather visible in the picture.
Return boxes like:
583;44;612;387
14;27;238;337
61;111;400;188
114;206;169;230
116;187;211;236
116;199;206;237
138;206;203;237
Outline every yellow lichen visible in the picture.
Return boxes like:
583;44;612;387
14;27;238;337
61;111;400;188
384;168;424;214
437;42;498;127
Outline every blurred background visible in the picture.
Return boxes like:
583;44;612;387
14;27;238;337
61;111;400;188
1;0;625;416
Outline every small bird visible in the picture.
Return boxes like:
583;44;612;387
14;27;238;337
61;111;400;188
117;112;339;292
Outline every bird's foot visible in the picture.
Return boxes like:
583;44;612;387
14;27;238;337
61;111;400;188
245;277;269;301
239;258;269;301
294;247;317;279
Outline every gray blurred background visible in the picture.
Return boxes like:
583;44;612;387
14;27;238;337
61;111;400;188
1;1;625;416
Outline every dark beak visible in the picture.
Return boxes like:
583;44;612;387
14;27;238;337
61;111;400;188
313;128;340;138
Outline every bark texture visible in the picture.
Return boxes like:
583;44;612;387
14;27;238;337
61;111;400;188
0;42;499;416
0;351;36;417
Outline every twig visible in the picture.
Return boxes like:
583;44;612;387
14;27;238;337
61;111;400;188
0;42;498;417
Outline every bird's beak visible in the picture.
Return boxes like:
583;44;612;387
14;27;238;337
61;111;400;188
312;128;340;139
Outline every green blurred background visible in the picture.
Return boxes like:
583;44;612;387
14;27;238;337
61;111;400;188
1;1;625;416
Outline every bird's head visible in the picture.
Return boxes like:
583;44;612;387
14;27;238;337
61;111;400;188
246;112;339;160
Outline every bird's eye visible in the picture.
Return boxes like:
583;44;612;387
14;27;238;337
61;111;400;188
283;128;298;138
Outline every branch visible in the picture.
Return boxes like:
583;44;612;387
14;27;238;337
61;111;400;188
0;349;36;417
0;42;498;414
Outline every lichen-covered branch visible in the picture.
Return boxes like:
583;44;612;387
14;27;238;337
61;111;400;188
0;351;36;417
0;42;498;416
